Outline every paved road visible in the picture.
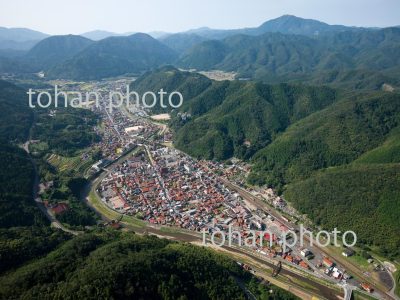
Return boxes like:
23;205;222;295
343;285;353;300
22;112;81;236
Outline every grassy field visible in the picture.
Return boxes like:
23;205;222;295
121;215;146;228
395;270;400;297
87;191;145;229
88;191;120;220
351;290;378;300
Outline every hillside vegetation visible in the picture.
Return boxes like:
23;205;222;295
250;92;400;186
132;67;339;160
178;28;400;90
0;231;298;300
48;33;177;80
0;80;43;226
25;35;94;69
0;80;70;273
248;91;400;258
284;164;400;258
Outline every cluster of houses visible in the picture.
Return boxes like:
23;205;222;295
90;96;160;163
223;163;251;187
318;256;352;281
98;153;163;213
98;145;282;237
36;180;69;216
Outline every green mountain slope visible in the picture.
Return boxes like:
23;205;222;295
0;231;298;300
249;92;400;185
248;91;400;257
354;126;400;164
178;28;400;90
0;80;44;227
49;33;177;80
175;81;338;160
160;33;207;54
284;164;400;258
131;66;212;105
133;67;339;160
25;35;94;69
0;80;70;273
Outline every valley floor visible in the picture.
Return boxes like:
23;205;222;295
31;78;399;300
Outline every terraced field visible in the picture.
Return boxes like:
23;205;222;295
47;152;93;175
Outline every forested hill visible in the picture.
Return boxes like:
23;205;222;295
0;80;43;227
47;33;178;80
249;91;400;258
0;80;32;142
177;28;400;90
0;231;299;300
0;80;71;274
25;35;94;69
132;67;340;160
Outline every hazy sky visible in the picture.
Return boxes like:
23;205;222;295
0;0;399;35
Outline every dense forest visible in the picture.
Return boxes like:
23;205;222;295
0;80;70;274
0;80;32;142
0;80;43;227
132;66;339;160
0;231;298;300
178;28;400;90
250;92;400;186
248;92;400;257
0;145;43;227
284;164;400;258
31;106;100;157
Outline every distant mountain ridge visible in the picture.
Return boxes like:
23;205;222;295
80;30;168;41
178;15;364;40
0;27;49;42
254;15;356;35
48;33;177;80
25;35;94;68
160;33;208;53
177;27;400;89
1;14;397;52
0;15;399;82
0;27;49;50
80;30;123;41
